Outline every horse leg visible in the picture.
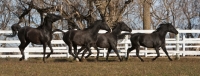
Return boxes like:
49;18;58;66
19;41;30;61
161;45;173;61
111;46;122;61
106;48;112;61
73;44;80;61
42;43;47;63
136;47;144;62
80;45;92;61
80;49;88;61
77;46;86;55
126;46;135;60
85;44;92;58
46;42;53;59
68;44;76;59
94;45;100;61
84;44;100;61
85;46;92;58
152;47;160;61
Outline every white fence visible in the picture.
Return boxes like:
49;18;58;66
0;30;200;60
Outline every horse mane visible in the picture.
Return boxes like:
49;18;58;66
84;24;95;30
153;23;169;33
112;21;124;30
112;23;119;30
84;20;102;30
37;15;51;29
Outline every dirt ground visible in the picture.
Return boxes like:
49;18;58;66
0;57;200;76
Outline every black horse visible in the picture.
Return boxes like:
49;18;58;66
52;20;111;61
6;14;62;62
77;22;132;61
126;23;178;62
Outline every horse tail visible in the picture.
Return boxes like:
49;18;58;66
118;33;132;39
52;29;65;34
4;23;21;37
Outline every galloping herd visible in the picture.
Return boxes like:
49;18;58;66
5;14;178;63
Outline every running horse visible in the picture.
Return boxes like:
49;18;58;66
52;20;111;61
126;23;178;62
77;22;132;61
6;14;62;62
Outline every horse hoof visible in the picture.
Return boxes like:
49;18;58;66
125;58;128;61
120;58;123;62
152;58;156;61
19;58;23;61
43;60;46;63
121;57;124;61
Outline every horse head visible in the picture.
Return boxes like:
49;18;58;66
155;23;178;35
42;13;63;29
166;23;178;35
45;13;62;23
118;22;132;32
96;20;112;33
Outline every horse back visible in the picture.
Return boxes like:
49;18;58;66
65;30;95;46
96;33;120;48
130;33;162;48
18;26;46;44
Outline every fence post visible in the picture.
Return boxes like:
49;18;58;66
24;44;30;60
66;46;70;58
175;29;180;60
66;52;70;58
182;34;185;57
124;35;129;58
103;48;106;58
144;48;147;57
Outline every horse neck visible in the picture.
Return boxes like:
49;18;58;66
40;21;53;31
87;25;101;35
153;30;168;39
90;25;100;35
111;26;121;35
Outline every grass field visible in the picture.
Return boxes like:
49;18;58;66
0;57;200;76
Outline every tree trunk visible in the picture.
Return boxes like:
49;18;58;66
143;0;151;30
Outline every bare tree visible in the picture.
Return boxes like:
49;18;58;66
179;0;200;38
2;0;200;36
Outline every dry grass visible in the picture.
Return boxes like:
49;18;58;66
0;57;200;76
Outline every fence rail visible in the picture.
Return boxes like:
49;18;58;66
0;30;200;60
